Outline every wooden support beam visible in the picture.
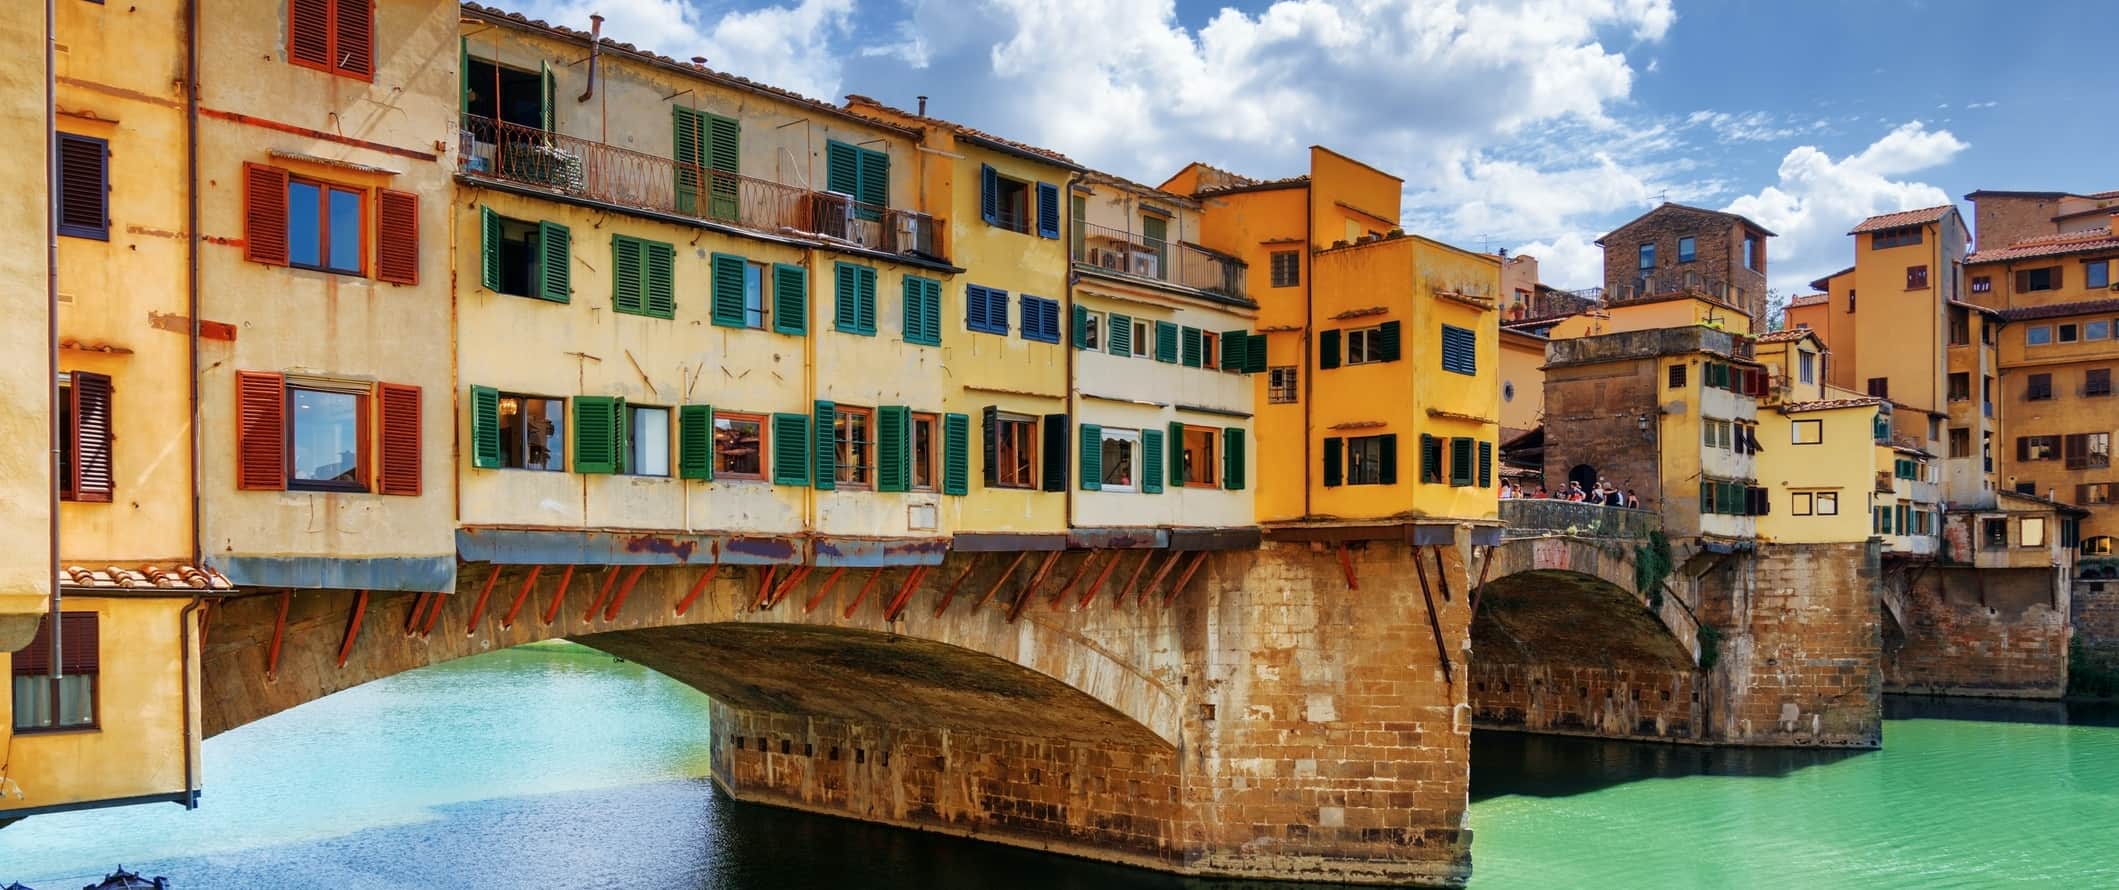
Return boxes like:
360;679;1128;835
336;589;369;669
583;567;622;623
931;554;985;618
767;565;815;610
1048;551;1097;609
198;599;214;649
1008;552;1065;623
748;565;779;611
842;569;885;619
1115;550;1156;610
463;563;506;635
501;565;543;630
540;565;577;626
1077;551;1124;610
603;565;648;621
1338;543;1359;591
1162;551;1209;607
1470;545;1495;618
804;566;848;614
883;565;931;622
1411;545;1453;685
422;587;448;636
970;551;1032;613
1431;547;1452;602
404;592;432;635
674;564;720;616
265;590;292;679
1137;550;1184;610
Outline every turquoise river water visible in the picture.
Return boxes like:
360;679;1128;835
3;642;2117;889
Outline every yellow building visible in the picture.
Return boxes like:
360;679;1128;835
0;11;53;645
1542;290;1753;341
1843;206;1966;453
1065;171;1257;539
1498;328;1547;437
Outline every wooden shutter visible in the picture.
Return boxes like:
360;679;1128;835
14;612;99;676
1220;331;1246;371
1181;327;1202;367
70;371;113;503
773;263;808;336
979;164;999;225
235;370;286;490
469;385;501;469
1319;329;1341;369
1245;331;1267;373
904;276;940;346
1478;441;1493;488
478;206;502;291
710;253;746;326
539;61;555;131
812;400;836;491
1108;314;1132;355
1142;428;1165;493
991;288;1012;334
705;113;741;217
966;284;990;332
856;267;877;334
611;236;644;314
1168;421;1186;487
826;142;859;196
1222;427;1244;490
55;134;107;240
856;148;888;211
771;412;809;485
673;107;704;214
243;163;290;266
877;406;909;492
1042;413;1069;492
1078;423;1101;491
330;0;374;78
1441;325;1476;374
1376;321;1402;362
376;383;421;496
1035;183;1061;239
981;406;999;488
572;396;623;475
1155;321;1178;363
834;263;861;332
1322;436;1342;487
1419;434;1442;484
644;241;675;318
1379;434;1399;485
678;404;714;481
942;412;969;495
288;0;331;69
1072;304;1090;349
375;188;418;285
538;221;571;302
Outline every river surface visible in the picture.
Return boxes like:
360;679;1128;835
4;642;2118;889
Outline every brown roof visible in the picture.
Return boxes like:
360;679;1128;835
1997;298;2119;323
843;95;1080;170
1778;397;1885;414
1947;299;2004;318
1967;230;2119;264
1849;204;1955;234
1596;202;1777;244
1195;175;1312;197
1080;170;1197;207
1808;266;1855;291
60;564;235;591
1754;329;1815;343
1788;293;1829;308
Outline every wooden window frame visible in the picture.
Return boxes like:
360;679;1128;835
1097;427;1140;493
1677;235;1696;263
495;392;567;472
285;382;371;493
1791;492;1813;516
1132;320;1150;357
286;177;367;277
833;404;875;489
1268;366;1299;404
1201;331;1218;370
1269;249;1300;288
991;412;1038;490
55;132;109;241
1181;424;1218;489
10;612;100;735
1906;265;1928;290
712;410;768;481
909;411;938;491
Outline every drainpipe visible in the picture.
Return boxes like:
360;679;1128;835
176;595;202;808
1062;172;1080;533
45;0;62;685
1301;183;1313;520
576;15;602;103
185;0;201;566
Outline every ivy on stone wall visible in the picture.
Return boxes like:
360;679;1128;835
1635;529;1673;611
1698;625;1722;672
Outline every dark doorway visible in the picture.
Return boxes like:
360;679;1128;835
1568;463;1597;491
465;58;545;130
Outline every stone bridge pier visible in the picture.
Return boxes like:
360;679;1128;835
199;528;1485;887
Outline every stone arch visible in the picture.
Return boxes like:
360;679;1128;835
1567;463;1598;492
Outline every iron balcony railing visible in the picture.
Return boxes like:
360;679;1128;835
1499;498;1662;541
1071;220;1246;300
458;115;943;261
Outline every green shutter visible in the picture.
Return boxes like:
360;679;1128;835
1376;320;1402;362
1072;304;1089;349
826;141;859;196
479;206;503;292
1221;331;1247;371
679;404;714;480
573;396;624;475
903;275;940;346
812;400;836;490
1108;313;1132;356
540;61;555;132
1322;436;1343;486
857;147;888;214
1379;435;1398;485
537;221;570;302
1141;428;1165;494
611;235;644;314
469;385;501;469
644;241;675;318
1478;441;1493;488
1079;423;1102;491
877;406;909;492
773;263;808;336
1420;434;1442;484
834;262;864;334
857;267;877;334
942;412;969;495
1245;330;1268;373
706;113;739;219
458;37;469;114
1168;421;1186;487
1449;437;1475;487
673;107;703;215
1223;427;1244;490
1155;321;1179;363
711;253;746;327
1181;327;1202;367
771;413;809;486
1319;329;1341;369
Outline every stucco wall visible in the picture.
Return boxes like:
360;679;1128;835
0;4;53;631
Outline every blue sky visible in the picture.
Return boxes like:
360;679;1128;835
509;0;2117;293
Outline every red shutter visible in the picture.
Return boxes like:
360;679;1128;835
243;163;290;266
236;371;287;491
374;189;418;285
376;383;421;496
331;0;374;79
13;613;99;675
71;371;114;503
288;0;331;70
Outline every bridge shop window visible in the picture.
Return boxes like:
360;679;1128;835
1084;427;1139;492
287;0;374;80
11;612;97;733
832;405;875;488
1789;490;1838;516
495;393;564;472
479;209;569;302
985;410;1039;489
241;164;418;284
628;405;672;477
1343;434;1395;486
910;412;938;490
236;372;422;496
1178;425;1219;488
57;370;114;502
713;411;767;480
711;255;774;330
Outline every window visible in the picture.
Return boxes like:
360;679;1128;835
965;284;1010;335
1668;364;1687;388
479;209;569;302
2066;432;2111;470
1871;226;1922;249
1079;309;1103;351
285;179;363;274
1440;324;1476;375
2090;321;2111;341
1097;428;1138;492
979;165;1032;234
2021;517;2047;549
1791;419;1822;445
56;133;107;240
1269;367;1299;404
1848;290;1856;313
1873;413;1891;443
710;255;770;329
833;405;873;487
1792;491;1837;516
1677;236;1696;263
743;260;767;328
1154;321;1179;363
714;412;766;480
2027;373;2054;401
610;235;678;320
57;371;113;502
495;394;564;471
1815;491;1838;515
1345;322;1401;366
1704;419;1733;450
2018;267;2061;292
464;57;551;131
1132;320;1150;357
1799;351;1816;384
11;612;97;732
833;262;878;336
910;412;937;491
1744;234;1761;271
1874;506;1894;535
2090;261;2112;290
287;0;373;79
1019;295;1061;343
628;406;671;477
2027;325;2052;346
1867;377;1889;399
1906;265;1928;290
990;412;1037;489
1345;435;1394;486
1270;250;1300;287
2060;323;2080;343
1947;372;1970;402
1792;492;1812;516
2019;435;2060;461
1181;426;1218;488
1638;243;1655;271
824;141;889;216
1982;518;2008;549
1949;427;1971;458
1949;309;1970;346
1895;458;1918;480
1972;276;1991;293
2090;369;2114;397
2079;483;2114;505
903;276;942;346
1200;331;1218;370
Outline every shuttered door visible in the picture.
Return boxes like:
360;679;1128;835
678;404;714;481
773;264;808;336
1141;428;1165;494
243;163;290;266
469;385;501;469
826;142;860;196
376;383;421;496
856;148;888;216
330;0;374;79
55;134;107;240
1078;423;1101;491
812;401;836;491
375;189;419;285
1322;436;1343;487
772;413;809;486
235;370;286;490
673;108;704;214
876;406;909;492
942;412;969;496
706;114;740;219
538;221;571;302
70;371;113;502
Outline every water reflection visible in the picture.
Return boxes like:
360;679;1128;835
1469;729;1866;801
1883;693;2119;726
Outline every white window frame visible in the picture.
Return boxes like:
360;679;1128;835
1791;419;1822;445
1098;427;1139;493
1345;324;1386;365
1082;310;1103;351
629;405;672;477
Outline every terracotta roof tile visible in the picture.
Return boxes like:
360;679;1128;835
1968;230;2119;264
1779;397;1885;414
1849;205;1954;234
1788;293;1829;307
1997;298;2119;322
1754;329;1815;343
60;564;235;591
1195;174;1311;197
843;95;1079;169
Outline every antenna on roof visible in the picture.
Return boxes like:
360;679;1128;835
917;95;928;116
1655;189;1669;204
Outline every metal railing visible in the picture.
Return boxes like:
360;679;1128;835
1608;272;1736;304
1072;220;1246;299
458;115;943;260
1499;498;1662;541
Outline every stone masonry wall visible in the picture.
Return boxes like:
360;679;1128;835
1705;542;1881;746
1885;567;2067;698
2070;579;2119;695
1599;204;1769;320
1469;662;1697;741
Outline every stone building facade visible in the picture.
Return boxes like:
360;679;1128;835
1597;203;1774;322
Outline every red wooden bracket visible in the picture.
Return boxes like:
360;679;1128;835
583;568;622;623
197;599;214;650
748;565;779;611
930;553;984;618
1077;551;1124;610
501;565;543;629
403;593;431;635
1338;543;1359;591
265;590;292;679
1114;550;1156;610
1431;547;1453;603
1048;551;1097;610
421;588;448;636
767;565;815;609
675;564;719;616
1411;546;1453;685
336;589;369;669
804;567;848;614
883;565;931;622
1137;550;1184;610
463;563;506;635
1008;552;1065;623
541;565;576;626
842;569;885;619
603;565;648;621
1163;551;1209;607
970;551;1031;613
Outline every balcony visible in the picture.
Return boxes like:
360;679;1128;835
1072;220;1246;300
458;115;943;261
1609;272;1736;305
1499;498;1661;541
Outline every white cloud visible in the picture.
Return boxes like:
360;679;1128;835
1511;231;1608;291
1721;121;1968;293
502;0;855;100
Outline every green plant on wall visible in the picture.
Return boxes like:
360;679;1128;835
1698;625;1722;672
1635;529;1673;611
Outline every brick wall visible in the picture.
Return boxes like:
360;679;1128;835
1541;358;1665;509
2070;579;2119;694
1706;542;1882;745
1469;662;1697;740
1884;566;2067;698
1600;205;1769;321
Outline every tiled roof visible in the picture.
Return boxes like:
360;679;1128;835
1194;174;1312;197
843;95;1080;169
1080;170;1197;206
1947;299;2004;318
1598;202;1777;244
1754;329;1815;343
1808;266;1855;291
1997;298;2119;322
1967;229;2119;264
2090;190;2119;200
1788;293;1829;307
1778;397;1885;413
60;564;235;591
1849;205;1954;234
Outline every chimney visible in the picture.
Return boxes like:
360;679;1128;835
917;95;928;116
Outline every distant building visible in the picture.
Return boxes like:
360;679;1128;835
1595;203;1774;323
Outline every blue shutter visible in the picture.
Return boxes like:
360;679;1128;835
1441;324;1477;375
1035;182;1061;239
980;163;999;225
